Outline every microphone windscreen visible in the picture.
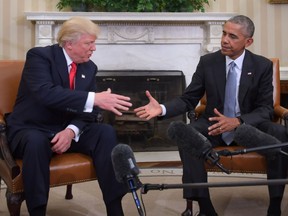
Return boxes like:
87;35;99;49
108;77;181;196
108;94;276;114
167;121;212;158
111;143;140;183
234;124;281;155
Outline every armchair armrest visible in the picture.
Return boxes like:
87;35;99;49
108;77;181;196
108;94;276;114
187;104;206;122
274;105;288;127
195;104;206;116
0;113;5;126
0;114;20;180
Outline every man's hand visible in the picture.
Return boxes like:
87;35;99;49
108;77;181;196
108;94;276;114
208;108;241;136
134;90;162;120
94;88;132;116
51;128;75;154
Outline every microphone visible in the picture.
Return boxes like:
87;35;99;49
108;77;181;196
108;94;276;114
111;143;144;216
233;124;288;157
167;121;230;174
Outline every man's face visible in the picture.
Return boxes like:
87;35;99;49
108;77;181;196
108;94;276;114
66;34;96;63
221;21;253;60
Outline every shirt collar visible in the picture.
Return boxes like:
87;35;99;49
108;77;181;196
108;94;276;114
226;50;245;70
62;48;73;68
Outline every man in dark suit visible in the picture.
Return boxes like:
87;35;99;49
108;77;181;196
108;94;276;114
134;15;287;216
6;17;132;216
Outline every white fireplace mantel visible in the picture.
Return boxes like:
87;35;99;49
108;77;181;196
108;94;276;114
26;11;236;22
25;12;236;49
25;12;237;82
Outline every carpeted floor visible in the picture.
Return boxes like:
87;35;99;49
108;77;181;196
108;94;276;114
1;171;288;216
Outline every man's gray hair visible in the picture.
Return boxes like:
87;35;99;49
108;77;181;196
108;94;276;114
227;15;255;38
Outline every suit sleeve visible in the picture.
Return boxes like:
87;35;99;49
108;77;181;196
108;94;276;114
163;56;206;119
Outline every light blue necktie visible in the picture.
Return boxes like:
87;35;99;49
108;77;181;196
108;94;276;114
222;61;237;145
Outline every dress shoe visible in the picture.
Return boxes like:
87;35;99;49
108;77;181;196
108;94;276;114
196;213;218;216
181;208;192;216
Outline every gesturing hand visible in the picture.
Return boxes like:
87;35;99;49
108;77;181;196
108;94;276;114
134;90;162;120
94;88;132;116
208;108;241;136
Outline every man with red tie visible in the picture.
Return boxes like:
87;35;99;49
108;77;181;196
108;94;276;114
6;17;132;216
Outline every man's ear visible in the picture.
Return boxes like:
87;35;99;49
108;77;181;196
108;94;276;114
65;41;73;50
245;37;254;48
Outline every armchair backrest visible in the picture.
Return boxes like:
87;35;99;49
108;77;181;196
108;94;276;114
0;60;25;116
271;58;280;108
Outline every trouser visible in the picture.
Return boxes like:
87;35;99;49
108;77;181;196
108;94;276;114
179;117;223;199
179;118;288;200
10;123;127;214
258;121;288;199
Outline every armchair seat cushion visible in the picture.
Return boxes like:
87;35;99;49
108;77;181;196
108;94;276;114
11;153;97;193
205;146;267;174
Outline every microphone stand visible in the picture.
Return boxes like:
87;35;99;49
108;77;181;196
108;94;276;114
126;175;145;216
203;148;231;174
141;143;288;195
217;142;288;156
141;178;288;194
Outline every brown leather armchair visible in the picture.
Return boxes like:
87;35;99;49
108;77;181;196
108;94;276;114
182;58;288;215
0;60;97;216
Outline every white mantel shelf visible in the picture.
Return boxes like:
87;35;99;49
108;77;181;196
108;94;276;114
25;11;236;23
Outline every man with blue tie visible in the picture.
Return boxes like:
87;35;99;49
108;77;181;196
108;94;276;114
134;15;287;216
6;17;132;215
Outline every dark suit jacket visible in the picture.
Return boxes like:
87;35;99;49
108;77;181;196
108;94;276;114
6;44;99;152
163;50;274;126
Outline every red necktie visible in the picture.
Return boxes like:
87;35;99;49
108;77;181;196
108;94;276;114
69;62;77;89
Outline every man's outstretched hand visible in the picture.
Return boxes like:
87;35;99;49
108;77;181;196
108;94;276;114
94;88;132;116
134;90;162;120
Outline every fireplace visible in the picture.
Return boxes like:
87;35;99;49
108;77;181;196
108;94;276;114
96;70;186;151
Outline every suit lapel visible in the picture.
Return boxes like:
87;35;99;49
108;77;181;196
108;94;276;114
54;45;70;88
213;54;227;105
238;52;254;105
74;63;96;90
75;64;87;90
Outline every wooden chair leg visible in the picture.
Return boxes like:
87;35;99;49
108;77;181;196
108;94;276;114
5;190;24;216
65;184;73;200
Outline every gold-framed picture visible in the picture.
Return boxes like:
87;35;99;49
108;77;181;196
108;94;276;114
269;0;288;3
